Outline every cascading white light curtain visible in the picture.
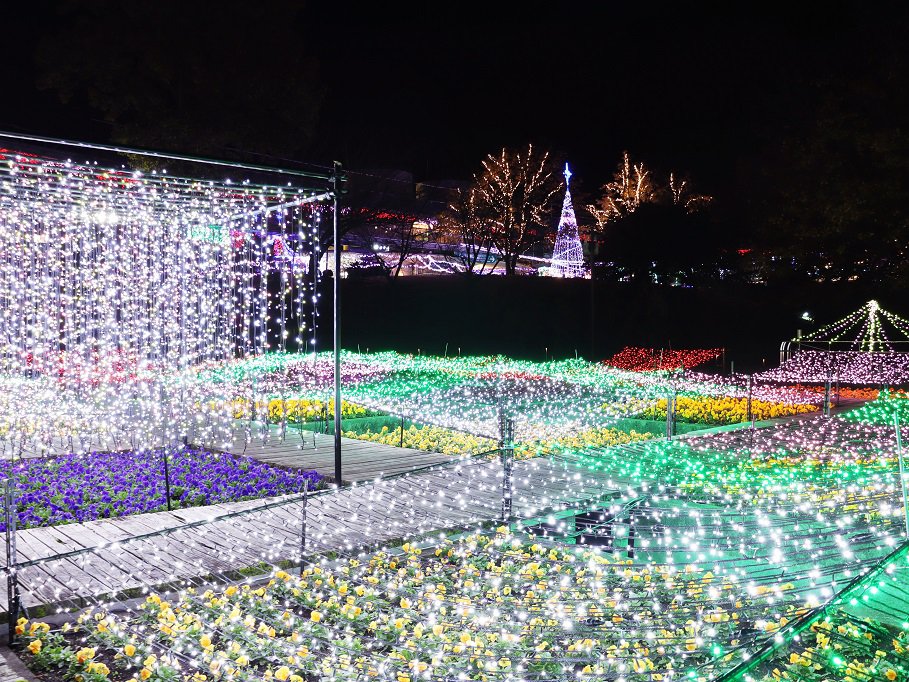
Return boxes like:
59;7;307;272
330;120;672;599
0;150;321;457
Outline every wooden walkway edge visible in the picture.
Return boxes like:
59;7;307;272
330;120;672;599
4;453;620;613
221;426;454;483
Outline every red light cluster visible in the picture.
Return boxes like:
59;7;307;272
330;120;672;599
602;346;723;371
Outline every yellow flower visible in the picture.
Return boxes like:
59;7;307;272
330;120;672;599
139;668;153;680
88;662;110;676
274;666;291;681
310;611;322;623
27;639;42;655
123;644;136;657
76;648;96;664
408;661;428;674
885;671;897;681
199;634;212;649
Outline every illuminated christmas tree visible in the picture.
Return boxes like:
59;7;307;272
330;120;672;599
550;164;585;277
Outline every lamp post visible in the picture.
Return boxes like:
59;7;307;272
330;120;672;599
896;415;909;540
332;161;343;486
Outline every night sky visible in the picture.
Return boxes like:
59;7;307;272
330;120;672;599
5;2;909;202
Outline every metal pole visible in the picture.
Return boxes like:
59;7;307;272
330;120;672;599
299;480;309;570
163;448;172;512
666;389;675;440
746;375;753;423
500;418;515;522
332;161;343;486
896;415;909;540
626;518;636;559
400;414;405;449
5;479;20;643
824;374;832;418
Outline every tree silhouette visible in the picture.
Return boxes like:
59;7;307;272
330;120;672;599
36;2;323;164
600;201;725;286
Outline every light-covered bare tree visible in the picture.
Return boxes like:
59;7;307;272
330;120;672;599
587;151;655;227
587;152;711;229
439;188;500;274
669;172;712;213
473;144;561;275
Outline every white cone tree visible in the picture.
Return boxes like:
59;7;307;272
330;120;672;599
551;163;585;277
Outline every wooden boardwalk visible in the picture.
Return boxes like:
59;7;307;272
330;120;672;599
4;420;455;484
217;423;456;483
3;453;621;613
0;646;35;682
3;410;877;614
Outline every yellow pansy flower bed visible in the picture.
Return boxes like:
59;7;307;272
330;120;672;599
641;396;817;425
753;615;908;681
515;427;652;459
17;527;810;682
229;398;369;422
344;424;653;459
343;424;497;456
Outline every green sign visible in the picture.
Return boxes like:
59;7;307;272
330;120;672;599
187;223;228;244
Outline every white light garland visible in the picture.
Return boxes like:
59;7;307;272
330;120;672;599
0;149;326;456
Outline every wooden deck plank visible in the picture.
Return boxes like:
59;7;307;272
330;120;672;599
211;422;454;483
68;522;181;587
39;525;136;589
12;530;114;601
5;442;649;611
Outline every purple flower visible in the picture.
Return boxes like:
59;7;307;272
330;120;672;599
0;448;323;531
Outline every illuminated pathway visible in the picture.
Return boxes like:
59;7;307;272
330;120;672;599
4;413;904;624
4;453;613;612
4;421;451;482
214;423;453;483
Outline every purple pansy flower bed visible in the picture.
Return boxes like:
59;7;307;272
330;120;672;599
0;448;323;530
